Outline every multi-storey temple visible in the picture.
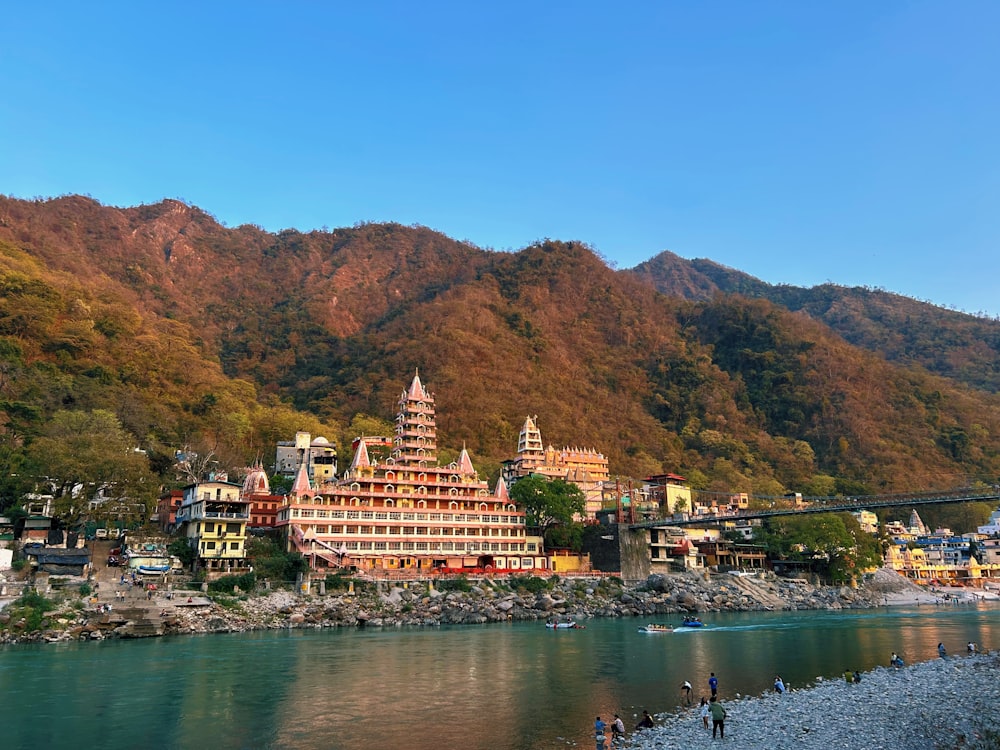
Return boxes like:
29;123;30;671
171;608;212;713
501;415;610;516
277;372;542;575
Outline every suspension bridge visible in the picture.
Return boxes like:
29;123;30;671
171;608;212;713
628;486;1000;530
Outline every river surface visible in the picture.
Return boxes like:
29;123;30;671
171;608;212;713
1;603;998;750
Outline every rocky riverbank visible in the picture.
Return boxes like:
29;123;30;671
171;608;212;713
0;566;944;644
625;652;1000;750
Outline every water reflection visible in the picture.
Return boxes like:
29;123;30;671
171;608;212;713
1;604;998;750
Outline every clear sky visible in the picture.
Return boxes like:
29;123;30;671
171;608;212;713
3;2;998;316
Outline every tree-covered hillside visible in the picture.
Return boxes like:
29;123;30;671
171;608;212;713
631;250;1000;392
2;194;999;516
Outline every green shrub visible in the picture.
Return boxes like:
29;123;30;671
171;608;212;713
436;575;472;593
509;575;549;594
207;572;256;593
324;571;359;592
15;590;55;611
2;590;57;633
11;559;26;572
79;583;92;597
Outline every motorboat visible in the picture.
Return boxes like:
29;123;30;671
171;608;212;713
680;617;705;627
545;620;584;629
637;624;673;633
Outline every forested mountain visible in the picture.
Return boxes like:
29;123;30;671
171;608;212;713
631;251;1000;393
2;194;999;514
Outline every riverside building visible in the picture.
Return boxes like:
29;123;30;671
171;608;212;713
175;475;251;578
501;415;609;517
277;372;538;576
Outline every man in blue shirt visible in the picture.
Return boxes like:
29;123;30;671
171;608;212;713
595;716;607;743
709;672;719;697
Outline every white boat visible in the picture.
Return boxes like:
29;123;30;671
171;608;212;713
638;624;673;633
545;620;584;629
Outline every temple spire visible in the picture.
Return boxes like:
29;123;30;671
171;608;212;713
458;444;475;475
351;438;372;471
407;369;425;400
291;459;312;497
518;415;543;455
494;476;509;501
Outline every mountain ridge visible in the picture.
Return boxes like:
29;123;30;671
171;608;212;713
2;194;998;507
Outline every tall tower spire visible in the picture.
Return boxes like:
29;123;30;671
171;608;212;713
518;415;544;456
394;370;437;467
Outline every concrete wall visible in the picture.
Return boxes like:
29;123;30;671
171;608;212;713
618;525;652;583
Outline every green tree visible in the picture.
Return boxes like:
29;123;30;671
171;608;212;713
544;522;585;552
24;409;158;524
167;537;195;568
757;512;881;582
509;475;586;531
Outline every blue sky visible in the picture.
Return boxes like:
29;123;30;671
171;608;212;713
3;2;998;316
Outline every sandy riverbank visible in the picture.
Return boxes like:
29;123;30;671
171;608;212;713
622;653;1000;750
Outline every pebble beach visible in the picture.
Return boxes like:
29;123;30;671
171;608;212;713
625;652;1000;750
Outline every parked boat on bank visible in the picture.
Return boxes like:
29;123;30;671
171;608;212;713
125;543;172;576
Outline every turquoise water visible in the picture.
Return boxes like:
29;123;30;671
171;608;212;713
1;603;997;750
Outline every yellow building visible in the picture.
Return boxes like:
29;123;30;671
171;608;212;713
852;509;879;534
643;473;693;515
175;477;251;578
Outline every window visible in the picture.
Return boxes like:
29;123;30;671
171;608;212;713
205;523;215;533
230;542;239;550
206;541;216;550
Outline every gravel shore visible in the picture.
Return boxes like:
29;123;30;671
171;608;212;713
625;653;1000;750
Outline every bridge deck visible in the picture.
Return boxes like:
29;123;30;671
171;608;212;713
628;488;1000;530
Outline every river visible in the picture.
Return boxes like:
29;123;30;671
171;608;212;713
1;602;997;750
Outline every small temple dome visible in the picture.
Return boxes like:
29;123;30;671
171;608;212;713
242;463;270;496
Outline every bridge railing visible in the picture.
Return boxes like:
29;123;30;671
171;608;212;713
629;487;1000;529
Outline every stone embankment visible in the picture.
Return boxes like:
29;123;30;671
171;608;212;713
0;567;924;644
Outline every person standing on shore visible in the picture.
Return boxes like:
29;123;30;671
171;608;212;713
594;716;607;748
709;695;727;739
938;642;947;658
709;672;719;697
699;696;710;729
